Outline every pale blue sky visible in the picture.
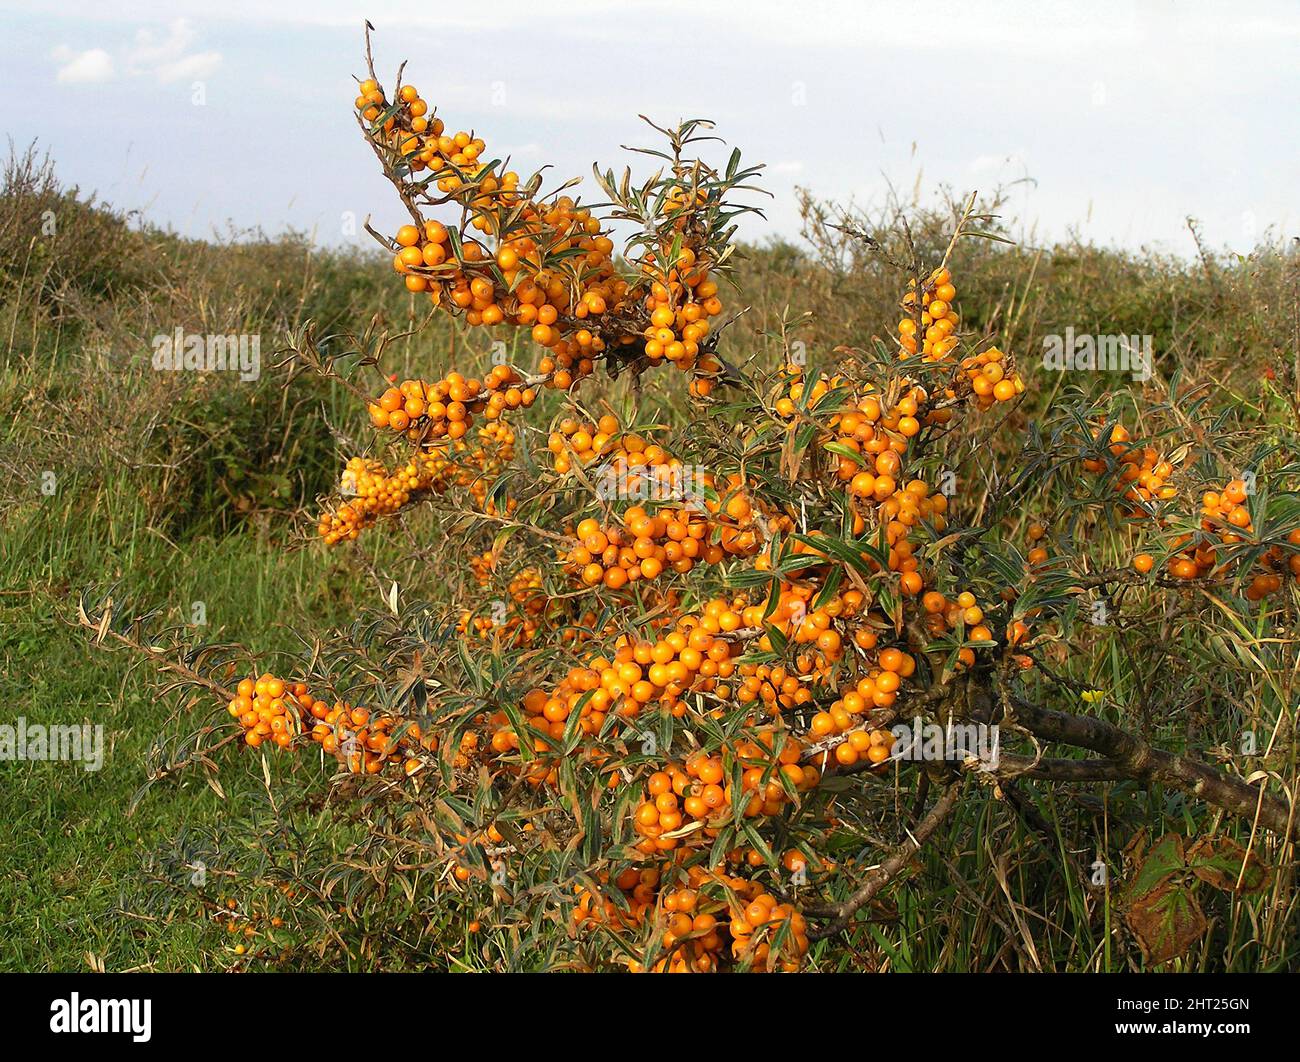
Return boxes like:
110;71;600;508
1;0;1296;256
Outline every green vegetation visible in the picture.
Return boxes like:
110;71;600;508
2;144;1297;972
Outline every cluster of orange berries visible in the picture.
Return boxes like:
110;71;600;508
382;125;606;323
389;217;453;290
227;675;435;777
355;78;478;183
392;214;620;370
318;424;514;544
458;567;546;645
638;242;726;385
734;663;817;715
956;346;1025;409
575;862;808;973
854;470;948;543
772;376;946;609
573;866;661;934
774;369;950;591
1082;423;1180;514
491;593;839;787
692;583;853;683
393;207;628;391
894;267;1023;408
548;415;690;505
303;698;437;777
737;573;930;694
362;87;634;379
369;367;534;441
469;548;498;584
765;584;873;682
632;735;818;855
502;242;629;388
566;489;775;590
643;879;731;973
660;875;808;972
745;329;1013;701
488;652;693;786
918;590;995;662
548;413;622;472
809;717;897;768
499;198;622;316
1015;516;1043;562
752;581;992;730
833;380;936;452
724;878;810;972
227;674;307;749
898;266;961;363
776;364;944;438
772;368;831;420
804;658;915;763
507;612;747;738
1152;481;1300;598
517;199;631;381
319;456;425;543
483;701;568;786
807;664;913;740
1076;427;1299;600
358;78;580;309
391;225;629;394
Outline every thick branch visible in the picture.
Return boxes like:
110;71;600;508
1005;694;1297;839
996;752;1133;782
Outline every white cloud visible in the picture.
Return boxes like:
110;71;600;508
51;45;115;83
127;19;222;81
50;19;221;86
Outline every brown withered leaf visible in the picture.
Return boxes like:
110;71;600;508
1187;836;1267;893
1125;881;1207;966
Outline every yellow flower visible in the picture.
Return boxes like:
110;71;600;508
1081;689;1105;704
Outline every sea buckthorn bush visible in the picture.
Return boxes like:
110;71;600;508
82;33;1300;972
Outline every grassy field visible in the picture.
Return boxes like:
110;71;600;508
2;148;1297;972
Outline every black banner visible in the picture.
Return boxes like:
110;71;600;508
0;972;1287;1046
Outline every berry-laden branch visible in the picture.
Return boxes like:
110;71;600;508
350;18;758;398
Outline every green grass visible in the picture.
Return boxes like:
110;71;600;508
1;599;227;971
0;478;366;969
